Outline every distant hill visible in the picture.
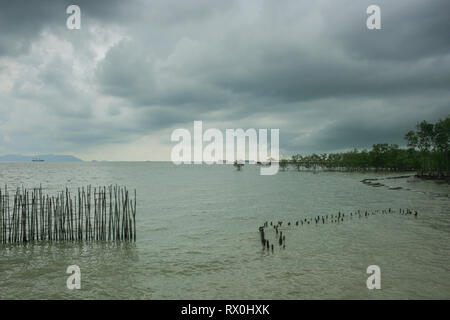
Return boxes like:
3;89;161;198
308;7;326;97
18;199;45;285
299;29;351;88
0;154;83;162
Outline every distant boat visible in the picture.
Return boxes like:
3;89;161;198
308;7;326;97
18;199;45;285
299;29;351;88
32;157;44;162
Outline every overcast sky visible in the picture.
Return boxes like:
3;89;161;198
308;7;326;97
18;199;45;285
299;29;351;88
0;0;449;160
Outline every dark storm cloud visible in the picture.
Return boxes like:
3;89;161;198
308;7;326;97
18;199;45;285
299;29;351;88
95;0;450;106
278;95;450;155
0;0;449;159
0;0;59;56
327;0;450;61
0;0;129;56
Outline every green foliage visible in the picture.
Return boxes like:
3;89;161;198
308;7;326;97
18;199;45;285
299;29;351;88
288;116;449;176
279;158;289;171
291;154;302;171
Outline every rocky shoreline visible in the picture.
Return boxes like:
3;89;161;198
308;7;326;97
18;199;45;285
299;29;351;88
415;174;450;184
361;173;450;194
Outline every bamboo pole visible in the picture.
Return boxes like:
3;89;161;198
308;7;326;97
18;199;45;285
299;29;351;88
0;185;136;244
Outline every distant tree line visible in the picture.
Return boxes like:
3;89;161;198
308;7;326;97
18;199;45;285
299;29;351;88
279;116;449;178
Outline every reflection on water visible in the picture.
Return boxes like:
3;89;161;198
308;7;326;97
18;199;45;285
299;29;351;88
1;162;449;299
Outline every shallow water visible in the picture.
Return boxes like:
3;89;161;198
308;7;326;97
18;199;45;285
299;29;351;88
0;162;449;299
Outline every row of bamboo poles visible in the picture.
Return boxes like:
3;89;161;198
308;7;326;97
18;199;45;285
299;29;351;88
0;185;136;244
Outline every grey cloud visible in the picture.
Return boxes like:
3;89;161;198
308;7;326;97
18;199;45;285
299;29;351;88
327;0;450;61
0;0;128;56
0;0;449;158
95;0;450;110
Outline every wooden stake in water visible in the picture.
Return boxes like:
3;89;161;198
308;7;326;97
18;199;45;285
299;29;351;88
0;185;136;244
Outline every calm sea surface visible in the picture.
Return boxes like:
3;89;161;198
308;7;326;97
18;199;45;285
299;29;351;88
0;162;449;299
